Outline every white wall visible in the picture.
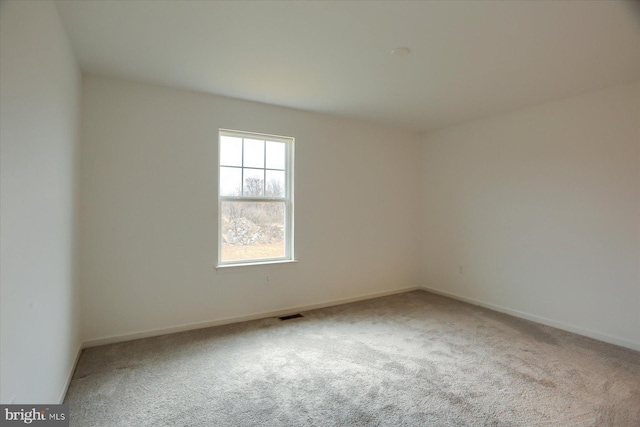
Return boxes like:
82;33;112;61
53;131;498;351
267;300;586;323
420;82;640;350
0;1;81;403
79;76;422;344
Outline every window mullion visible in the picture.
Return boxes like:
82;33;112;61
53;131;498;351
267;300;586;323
220;197;285;203
241;138;245;197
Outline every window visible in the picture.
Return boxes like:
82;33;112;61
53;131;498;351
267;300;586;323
218;129;294;266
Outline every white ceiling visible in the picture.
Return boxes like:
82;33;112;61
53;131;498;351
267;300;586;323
55;0;640;133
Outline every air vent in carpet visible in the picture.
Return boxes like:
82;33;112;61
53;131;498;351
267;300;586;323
278;313;303;321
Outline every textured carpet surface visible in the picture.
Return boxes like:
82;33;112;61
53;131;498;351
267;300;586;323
65;291;640;426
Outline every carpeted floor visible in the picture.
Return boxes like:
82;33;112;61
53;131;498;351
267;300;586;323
65;290;640;426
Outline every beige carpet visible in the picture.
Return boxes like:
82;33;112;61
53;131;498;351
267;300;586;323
65;290;640;426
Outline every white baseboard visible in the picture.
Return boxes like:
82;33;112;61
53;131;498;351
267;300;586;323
58;342;82;404
420;285;640;352
82;286;421;348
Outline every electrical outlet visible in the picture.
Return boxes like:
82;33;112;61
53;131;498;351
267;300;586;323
264;274;271;285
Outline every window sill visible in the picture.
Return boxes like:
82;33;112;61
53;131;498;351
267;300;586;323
215;259;298;272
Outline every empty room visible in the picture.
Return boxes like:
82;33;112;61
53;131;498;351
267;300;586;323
1;0;639;426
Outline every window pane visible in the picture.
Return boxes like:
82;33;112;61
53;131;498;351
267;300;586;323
266;141;285;170
265;170;285;197
220;136;242;167
220;167;242;196
221;201;285;262
243;168;264;197
243;138;264;168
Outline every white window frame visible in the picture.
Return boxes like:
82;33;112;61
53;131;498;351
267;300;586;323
217;129;295;267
